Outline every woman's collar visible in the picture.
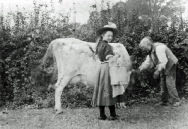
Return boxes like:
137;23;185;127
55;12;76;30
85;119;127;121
102;40;108;43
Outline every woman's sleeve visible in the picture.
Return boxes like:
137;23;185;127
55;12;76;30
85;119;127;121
104;44;114;60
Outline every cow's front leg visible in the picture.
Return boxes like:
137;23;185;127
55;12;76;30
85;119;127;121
55;76;70;114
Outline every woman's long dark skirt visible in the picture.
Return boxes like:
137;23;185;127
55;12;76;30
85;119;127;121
92;63;124;107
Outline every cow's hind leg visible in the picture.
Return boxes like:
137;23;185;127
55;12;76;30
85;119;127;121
55;76;71;114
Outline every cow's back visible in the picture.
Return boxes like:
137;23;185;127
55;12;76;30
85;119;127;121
50;38;100;87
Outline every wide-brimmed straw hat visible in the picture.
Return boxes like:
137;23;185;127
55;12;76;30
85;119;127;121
96;22;118;37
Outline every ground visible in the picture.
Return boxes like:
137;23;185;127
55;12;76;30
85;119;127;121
0;100;188;129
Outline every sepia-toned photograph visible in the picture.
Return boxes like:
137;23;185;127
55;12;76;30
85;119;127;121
0;0;188;128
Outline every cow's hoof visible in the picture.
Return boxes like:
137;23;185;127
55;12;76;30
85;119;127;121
120;105;126;109
55;108;63;114
119;103;126;109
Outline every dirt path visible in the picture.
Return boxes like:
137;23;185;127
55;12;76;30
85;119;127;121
0;101;188;129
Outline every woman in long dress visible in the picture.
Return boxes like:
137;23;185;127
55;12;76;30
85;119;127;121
92;23;125;120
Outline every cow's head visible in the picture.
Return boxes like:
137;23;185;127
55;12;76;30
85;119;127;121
127;70;140;91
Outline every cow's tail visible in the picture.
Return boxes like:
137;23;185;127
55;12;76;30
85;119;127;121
40;43;54;69
31;42;54;85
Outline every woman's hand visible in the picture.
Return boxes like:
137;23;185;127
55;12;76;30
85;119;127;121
106;54;120;62
106;55;113;60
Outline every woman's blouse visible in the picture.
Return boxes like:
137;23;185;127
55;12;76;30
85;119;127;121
96;40;114;62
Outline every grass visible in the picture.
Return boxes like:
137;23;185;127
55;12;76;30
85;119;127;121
0;100;188;129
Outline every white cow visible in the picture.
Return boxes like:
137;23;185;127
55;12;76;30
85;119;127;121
41;38;132;114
